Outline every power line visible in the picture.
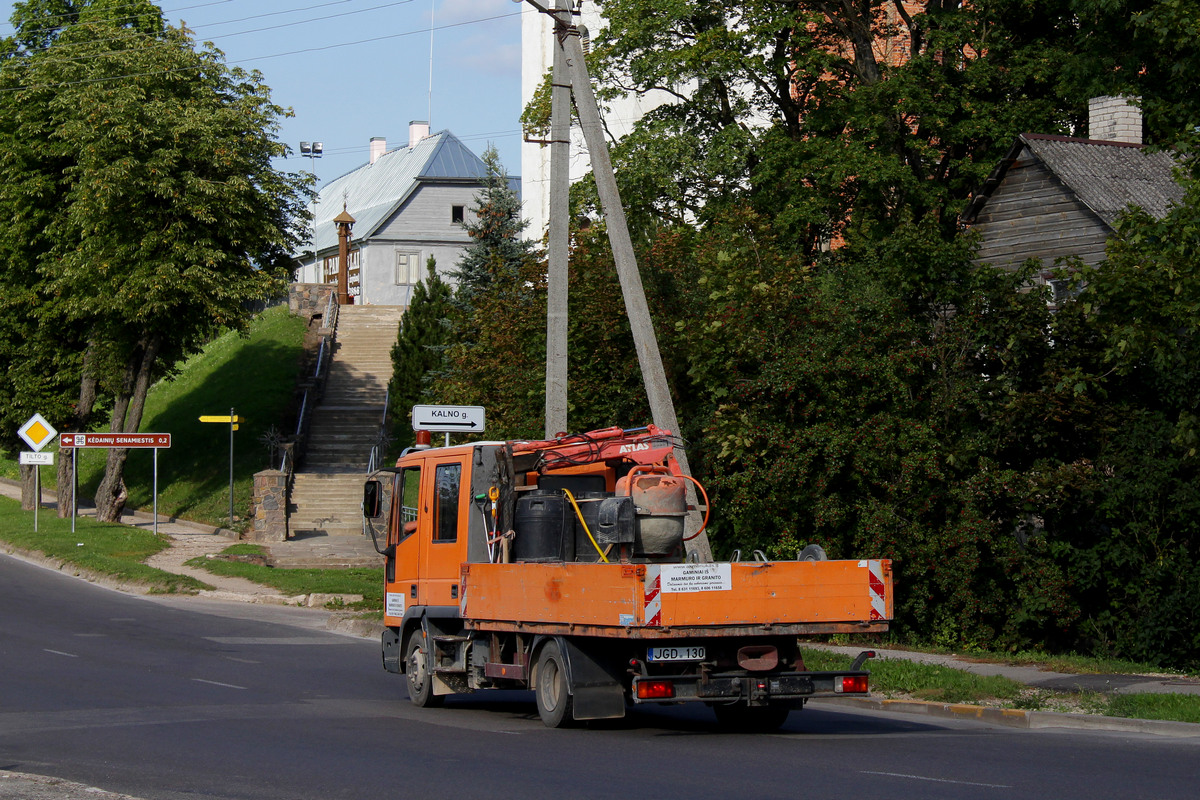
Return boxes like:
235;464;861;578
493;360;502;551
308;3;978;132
4;1;419;62
0;0;234;37
0;10;522;93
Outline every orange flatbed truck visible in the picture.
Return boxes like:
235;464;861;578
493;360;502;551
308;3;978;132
364;425;893;730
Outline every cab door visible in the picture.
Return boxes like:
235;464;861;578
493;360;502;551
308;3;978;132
418;452;471;607
383;462;424;625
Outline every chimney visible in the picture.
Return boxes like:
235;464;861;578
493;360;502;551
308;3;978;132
1088;96;1142;144
409;120;430;148
369;137;386;165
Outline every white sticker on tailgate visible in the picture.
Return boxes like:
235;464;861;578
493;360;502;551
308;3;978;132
385;592;406;618
659;563;732;593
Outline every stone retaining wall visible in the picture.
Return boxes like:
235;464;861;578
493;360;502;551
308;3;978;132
289;283;336;324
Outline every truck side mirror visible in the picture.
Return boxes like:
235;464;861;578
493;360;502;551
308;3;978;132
364;480;383;518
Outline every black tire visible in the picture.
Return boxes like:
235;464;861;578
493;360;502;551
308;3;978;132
712;702;791;732
535;641;574;728
405;630;443;708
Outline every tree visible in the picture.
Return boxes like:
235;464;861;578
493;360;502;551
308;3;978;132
450;146;538;302
434;148;547;439
388;257;452;447
587;1;1200;248
0;1;310;521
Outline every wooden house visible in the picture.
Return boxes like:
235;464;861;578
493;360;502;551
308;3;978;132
961;99;1183;300
963;134;1182;273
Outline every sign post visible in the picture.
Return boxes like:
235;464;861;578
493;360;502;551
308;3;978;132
199;410;244;528
58;433;172;535
411;405;486;447
18;414;58;532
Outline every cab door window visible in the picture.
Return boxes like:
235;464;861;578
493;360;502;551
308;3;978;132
390;467;422;546
433;463;461;542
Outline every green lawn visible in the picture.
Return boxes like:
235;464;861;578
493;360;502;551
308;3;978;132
1106;693;1200;725
188;544;383;611
1;305;306;530
0;496;207;593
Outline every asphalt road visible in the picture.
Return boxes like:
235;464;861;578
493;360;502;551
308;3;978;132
2;553;1198;800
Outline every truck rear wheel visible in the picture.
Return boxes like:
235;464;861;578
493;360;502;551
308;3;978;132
712;702;791;732
405;630;443;708
535;641;574;728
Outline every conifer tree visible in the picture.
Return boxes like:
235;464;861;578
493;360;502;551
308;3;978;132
388;257;451;446
450;146;536;302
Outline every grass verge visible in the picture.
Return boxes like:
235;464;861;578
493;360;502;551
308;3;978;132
0;496;207;594
1106;694;1200;724
802;647;1025;705
187;545;383;611
803;646;1200;724
827;634;1198;678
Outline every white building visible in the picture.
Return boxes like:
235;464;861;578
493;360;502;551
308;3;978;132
519;1;677;238
294;122;512;306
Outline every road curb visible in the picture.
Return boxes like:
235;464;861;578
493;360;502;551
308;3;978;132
838;697;1200;737
0;542;159;596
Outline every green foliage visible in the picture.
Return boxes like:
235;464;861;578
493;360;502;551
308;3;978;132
0;1;310;517
437;149;547;440
490;1;1200;670
388;257;452;447
450;146;536;302
587;1;1200;246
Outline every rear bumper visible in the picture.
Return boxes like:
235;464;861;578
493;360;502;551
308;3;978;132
631;669;870;706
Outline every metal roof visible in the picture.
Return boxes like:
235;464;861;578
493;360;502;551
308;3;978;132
302;130;490;255
963;134;1184;227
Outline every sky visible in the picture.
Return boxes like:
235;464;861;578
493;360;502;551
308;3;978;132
0;0;527;188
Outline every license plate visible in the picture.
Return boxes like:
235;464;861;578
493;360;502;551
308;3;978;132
646;645;706;662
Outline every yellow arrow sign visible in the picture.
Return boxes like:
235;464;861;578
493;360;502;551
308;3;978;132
199;415;246;423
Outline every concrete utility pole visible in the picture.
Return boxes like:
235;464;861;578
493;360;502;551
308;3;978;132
525;0;713;561
543;0;572;438
334;205;356;305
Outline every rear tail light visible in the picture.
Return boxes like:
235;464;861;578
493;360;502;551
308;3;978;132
836;675;869;694
636;679;675;699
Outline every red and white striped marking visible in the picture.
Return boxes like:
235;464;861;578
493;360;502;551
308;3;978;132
858;560;887;620
643;565;662;626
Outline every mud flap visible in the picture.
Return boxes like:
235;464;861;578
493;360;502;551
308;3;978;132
561;638;626;720
382;627;401;674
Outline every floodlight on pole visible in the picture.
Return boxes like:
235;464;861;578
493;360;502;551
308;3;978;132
299;140;323;174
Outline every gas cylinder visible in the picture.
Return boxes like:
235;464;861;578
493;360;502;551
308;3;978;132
616;472;687;562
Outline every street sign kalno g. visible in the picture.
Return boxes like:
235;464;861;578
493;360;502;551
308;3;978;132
59;433;172;449
411;405;486;433
18;413;57;452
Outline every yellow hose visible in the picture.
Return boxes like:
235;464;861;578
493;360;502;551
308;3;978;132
561;489;609;564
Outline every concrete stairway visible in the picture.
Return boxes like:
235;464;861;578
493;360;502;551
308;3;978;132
287;305;403;552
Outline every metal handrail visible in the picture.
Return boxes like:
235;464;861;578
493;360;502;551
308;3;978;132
290;287;339;472
314;337;327;380
366;387;390;475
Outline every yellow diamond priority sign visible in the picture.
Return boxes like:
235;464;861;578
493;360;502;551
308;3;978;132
18;413;57;452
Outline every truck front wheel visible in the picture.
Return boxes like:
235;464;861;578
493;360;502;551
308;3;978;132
535;641;574;728
405;630;443;708
712;702;791;732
